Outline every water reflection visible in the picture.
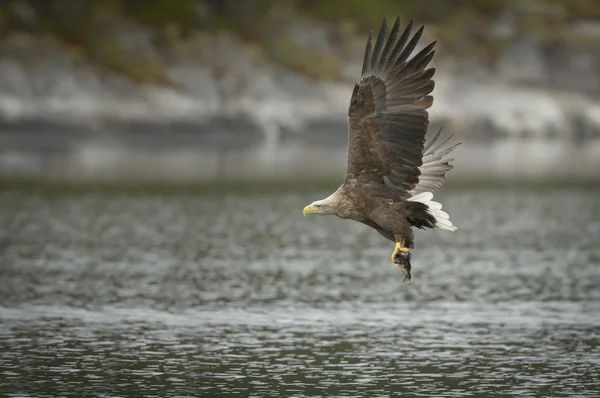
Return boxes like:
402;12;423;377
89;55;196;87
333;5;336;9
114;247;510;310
1;137;600;182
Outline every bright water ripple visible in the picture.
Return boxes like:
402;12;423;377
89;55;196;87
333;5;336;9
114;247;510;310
0;186;599;396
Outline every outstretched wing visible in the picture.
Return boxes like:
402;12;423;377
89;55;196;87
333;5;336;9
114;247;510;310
345;16;454;200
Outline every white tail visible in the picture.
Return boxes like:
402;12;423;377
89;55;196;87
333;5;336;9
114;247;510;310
407;192;457;231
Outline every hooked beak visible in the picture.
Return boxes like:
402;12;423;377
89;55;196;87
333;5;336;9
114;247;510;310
303;205;316;216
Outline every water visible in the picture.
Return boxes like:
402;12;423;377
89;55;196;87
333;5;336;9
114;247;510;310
3;137;600;182
0;185;599;397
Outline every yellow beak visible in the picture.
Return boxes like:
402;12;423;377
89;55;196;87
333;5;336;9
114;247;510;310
303;205;315;216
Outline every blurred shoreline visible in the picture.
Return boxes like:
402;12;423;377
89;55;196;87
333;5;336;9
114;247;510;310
2;1;600;182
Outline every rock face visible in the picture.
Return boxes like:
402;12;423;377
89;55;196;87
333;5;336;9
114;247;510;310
1;17;600;139
0;27;353;138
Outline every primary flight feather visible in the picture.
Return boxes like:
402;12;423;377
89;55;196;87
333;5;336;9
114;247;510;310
303;16;459;281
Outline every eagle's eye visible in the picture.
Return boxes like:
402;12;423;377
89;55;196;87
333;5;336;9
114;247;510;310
315;204;321;208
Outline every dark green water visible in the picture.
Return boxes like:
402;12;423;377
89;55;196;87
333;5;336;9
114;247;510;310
0;185;599;397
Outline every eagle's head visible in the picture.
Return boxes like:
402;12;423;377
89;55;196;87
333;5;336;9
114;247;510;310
303;199;336;216
303;191;344;217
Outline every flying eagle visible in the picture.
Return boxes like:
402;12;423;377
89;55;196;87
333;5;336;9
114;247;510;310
303;16;458;281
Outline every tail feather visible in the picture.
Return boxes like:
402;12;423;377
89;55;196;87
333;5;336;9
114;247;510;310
407;191;457;231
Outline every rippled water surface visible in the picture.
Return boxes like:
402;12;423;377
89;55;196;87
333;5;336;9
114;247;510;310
1;185;599;397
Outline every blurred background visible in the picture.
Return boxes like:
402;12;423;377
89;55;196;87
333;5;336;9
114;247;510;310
1;1;600;397
0;0;599;183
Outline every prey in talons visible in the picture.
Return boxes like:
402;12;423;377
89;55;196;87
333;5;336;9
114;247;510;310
391;243;412;282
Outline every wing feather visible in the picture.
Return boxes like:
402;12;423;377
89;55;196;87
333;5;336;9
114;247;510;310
370;17;387;72
345;16;458;200
410;129;460;196
380;17;401;66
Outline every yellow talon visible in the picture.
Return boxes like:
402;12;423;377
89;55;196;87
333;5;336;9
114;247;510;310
391;242;409;263
391;243;412;281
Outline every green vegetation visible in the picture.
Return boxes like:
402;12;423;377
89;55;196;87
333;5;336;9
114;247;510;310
265;34;342;80
0;0;599;81
92;38;166;84
301;0;409;30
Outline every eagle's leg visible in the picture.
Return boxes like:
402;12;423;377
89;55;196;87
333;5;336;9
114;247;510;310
391;242;412;281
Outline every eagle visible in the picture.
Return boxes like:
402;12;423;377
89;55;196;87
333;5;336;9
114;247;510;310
303;16;458;281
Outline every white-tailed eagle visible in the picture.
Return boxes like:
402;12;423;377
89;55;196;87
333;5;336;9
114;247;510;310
303;16;459;281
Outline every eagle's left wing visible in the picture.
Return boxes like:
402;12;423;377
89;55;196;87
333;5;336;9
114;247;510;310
410;127;459;196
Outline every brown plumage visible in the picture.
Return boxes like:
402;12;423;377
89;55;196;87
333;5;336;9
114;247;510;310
303;16;459;281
